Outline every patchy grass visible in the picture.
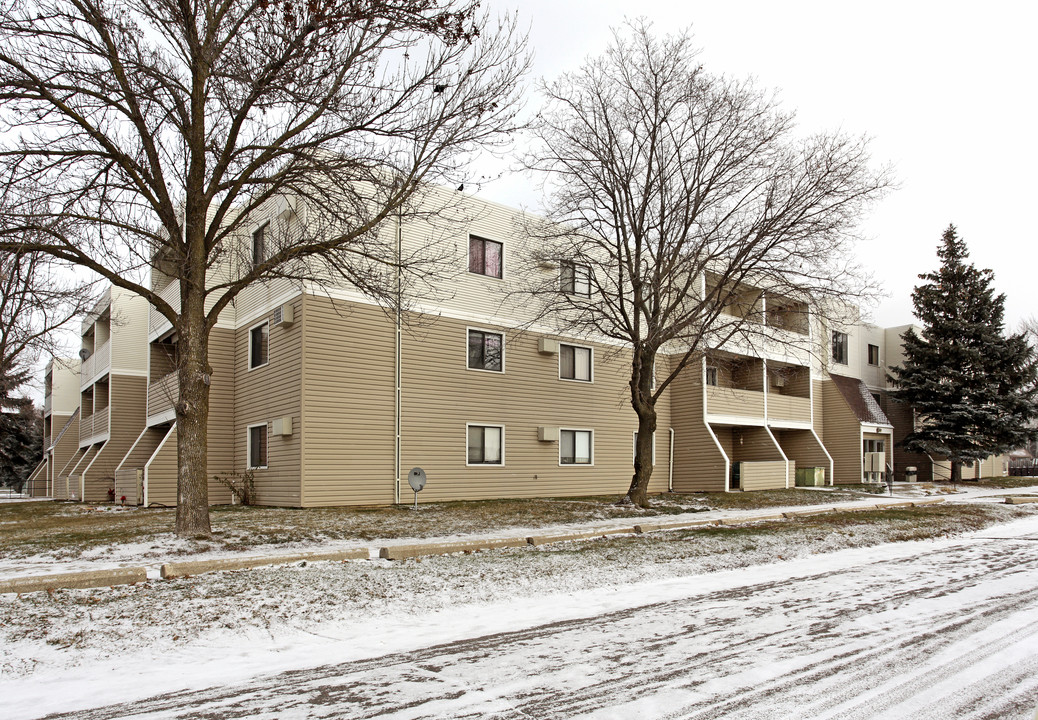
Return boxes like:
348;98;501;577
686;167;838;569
941;477;1038;490
0;487;864;560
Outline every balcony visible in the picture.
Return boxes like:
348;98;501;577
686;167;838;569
766;394;811;424
148;371;179;419
81;339;111;386
44;393;52;414
706;386;765;419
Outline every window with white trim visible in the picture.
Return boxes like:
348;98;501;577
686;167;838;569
706;366;719;386
634;431;657;465
249;321;269;369
467;424;503;465
560;343;592;382
467;329;503;372
560;429;593;465
832;331;848;365
247;423;268;469
252;223;268;268
560;261;591;296
867;343;880;366
468;235;503;278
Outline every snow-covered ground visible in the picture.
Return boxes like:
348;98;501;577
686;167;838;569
2;497;1037;719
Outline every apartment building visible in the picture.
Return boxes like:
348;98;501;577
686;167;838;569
26;358;80;497
33;187;1005;505
47;288;150;501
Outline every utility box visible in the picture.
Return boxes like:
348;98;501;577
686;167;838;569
538;338;559;355
537;426;559;442
795;467;826;487
905;466;917;483
271;416;293;436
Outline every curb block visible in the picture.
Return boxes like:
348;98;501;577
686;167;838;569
782;507;835;518
161;549;367;579
1005;496;1038;504
875;501;914;509
718;514;785;525
526;527;637;547
634;519;719;534
0;567;147;594
379;537;528;560
911;498;946;506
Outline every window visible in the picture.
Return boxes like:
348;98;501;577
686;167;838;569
560;429;593;465
467;424;503;465
560;261;591;296
867;343;880;366
247;423;268;469
871;392;882;407
467;329;503;372
633;431;656;465
252;223;268;268
705;366;719;386
864;438;885;454
560;343;592;382
249;321;269;369
468;235;503;278
831;331;848;365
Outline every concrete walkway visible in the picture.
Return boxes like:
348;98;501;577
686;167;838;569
3;483;1036;594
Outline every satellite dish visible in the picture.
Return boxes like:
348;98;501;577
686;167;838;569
408;467;427;492
79;348;91;360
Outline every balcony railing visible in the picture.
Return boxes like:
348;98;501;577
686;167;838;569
44;393;52;414
766;394;811;424
706;386;765;419
148;371;179;418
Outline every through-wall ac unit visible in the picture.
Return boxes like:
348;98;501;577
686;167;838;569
272;304;294;327
538;338;559;355
537;426;559;442
773;374;786;388
272;416;293;436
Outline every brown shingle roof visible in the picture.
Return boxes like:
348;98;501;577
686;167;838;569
830;374;892;427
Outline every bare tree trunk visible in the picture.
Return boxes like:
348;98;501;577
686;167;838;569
623;349;657;508
950;460;961;484
174;278;211;537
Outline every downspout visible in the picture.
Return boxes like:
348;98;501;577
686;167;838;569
394;207;402;505
668;427;674;492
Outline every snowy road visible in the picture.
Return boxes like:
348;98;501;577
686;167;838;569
33;517;1038;720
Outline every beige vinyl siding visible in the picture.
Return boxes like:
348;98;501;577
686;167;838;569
979;454;1008;478
48;414;80;495
81;375;147;501
821;379;864;483
716;425;784;463
109;288;150;374
300;296;395;506
669;359;727;492
766;394;811;424
774;429;831;484
145;424;178;507
234;295;303;506
740;461;788;491
706;387;765;419
233;276;298;328
65;444;99;500
398;313;669;502
115;427;167;504
208;327;236;484
49;361;81;414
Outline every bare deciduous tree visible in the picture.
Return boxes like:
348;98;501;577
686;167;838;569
518;22;890;506
0;0;527;535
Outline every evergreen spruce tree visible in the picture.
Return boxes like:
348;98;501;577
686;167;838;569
889;225;1038;481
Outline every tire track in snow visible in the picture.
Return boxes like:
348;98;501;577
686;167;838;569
39;535;1038;720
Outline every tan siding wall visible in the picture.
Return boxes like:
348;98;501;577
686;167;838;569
741;461;788;491
49;416;80;495
145;425;178;507
234;277;298;328
235;296;303;506
821;379;863;483
50;361;81;414
109;289;150;374
775;429;830;484
766;394;811;424
669;359;727;493
300;297;671;506
208;327;236;486
882;393;934;482
82;375;147;501
725;426;784;463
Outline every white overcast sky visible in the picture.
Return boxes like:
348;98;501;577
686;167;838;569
475;0;1037;330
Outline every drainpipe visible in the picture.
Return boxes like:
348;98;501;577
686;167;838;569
394;208;402;505
668;428;674;492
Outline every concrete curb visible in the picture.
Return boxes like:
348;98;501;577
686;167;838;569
634;518;719;534
911;498;947;506
782;507;836;518
161;548;368;579
1004;496;1038;504
526;527;637;547
718;513;786;525
0;567;147;594
379;537;528;560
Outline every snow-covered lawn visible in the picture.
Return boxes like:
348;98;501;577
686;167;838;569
2;499;1037;719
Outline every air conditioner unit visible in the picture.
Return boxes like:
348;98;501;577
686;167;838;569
537;426;559;442
773;374;786;388
538;260;558;271
272;304;294;326
538;338;559;355
272;416;293;436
